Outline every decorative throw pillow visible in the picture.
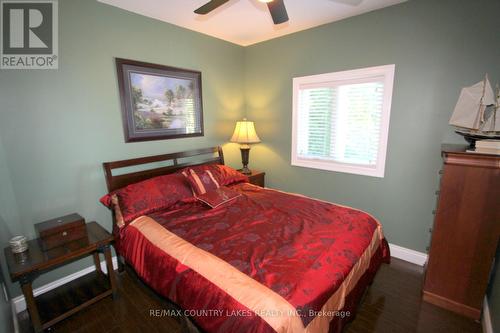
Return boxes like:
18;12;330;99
215;164;249;186
179;164;248;187
182;168;220;195
196;187;241;209
100;173;194;227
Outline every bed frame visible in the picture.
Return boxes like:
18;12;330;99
103;146;224;192
102;146;224;333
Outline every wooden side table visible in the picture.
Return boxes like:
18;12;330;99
244;170;265;187
4;222;117;332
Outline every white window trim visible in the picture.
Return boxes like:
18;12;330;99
291;64;395;178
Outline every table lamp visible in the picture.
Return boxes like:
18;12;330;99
230;118;261;175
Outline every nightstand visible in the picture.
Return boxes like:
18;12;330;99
243;170;265;187
4;222;117;332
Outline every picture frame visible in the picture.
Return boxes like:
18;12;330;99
115;58;204;142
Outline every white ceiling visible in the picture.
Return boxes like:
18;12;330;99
98;0;406;46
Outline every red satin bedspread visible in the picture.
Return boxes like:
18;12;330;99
118;183;390;332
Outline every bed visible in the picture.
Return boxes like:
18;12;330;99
101;146;390;333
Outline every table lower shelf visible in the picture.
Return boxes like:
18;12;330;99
35;270;112;329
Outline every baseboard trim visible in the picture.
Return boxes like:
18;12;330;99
3;282;18;333
482;297;493;333
423;290;480;319
11;298;19;333
12;256;117;314
389;243;428;266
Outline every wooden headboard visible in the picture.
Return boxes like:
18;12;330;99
102;146;224;192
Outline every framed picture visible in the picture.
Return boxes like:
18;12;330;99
115;58;204;142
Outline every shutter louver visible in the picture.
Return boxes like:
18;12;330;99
297;80;385;166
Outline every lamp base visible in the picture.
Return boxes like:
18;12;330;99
239;146;252;175
240;166;252;175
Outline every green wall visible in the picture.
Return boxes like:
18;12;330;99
0;0;245;295
0;216;14;333
0;134;22;299
0;137;16;332
0;137;15;332
0;257;13;333
244;0;500;252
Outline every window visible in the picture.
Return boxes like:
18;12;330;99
292;65;395;178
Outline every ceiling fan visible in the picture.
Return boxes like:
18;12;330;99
194;0;364;25
195;0;289;25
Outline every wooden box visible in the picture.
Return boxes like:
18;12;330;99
35;214;87;251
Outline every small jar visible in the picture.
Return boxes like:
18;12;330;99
9;236;28;253
13;251;29;264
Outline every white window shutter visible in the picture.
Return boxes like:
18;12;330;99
292;65;395;178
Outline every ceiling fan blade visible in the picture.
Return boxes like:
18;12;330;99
267;0;289;24
194;0;231;14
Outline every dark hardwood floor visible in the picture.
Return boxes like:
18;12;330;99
19;258;482;333
345;259;481;333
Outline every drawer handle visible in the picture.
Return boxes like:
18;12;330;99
62;231;68;236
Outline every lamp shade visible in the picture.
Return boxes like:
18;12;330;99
230;119;261;144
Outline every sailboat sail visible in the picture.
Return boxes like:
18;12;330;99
449;76;496;130
480;105;500;132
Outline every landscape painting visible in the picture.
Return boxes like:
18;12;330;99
116;58;203;142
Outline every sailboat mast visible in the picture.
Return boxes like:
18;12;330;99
478;74;488;124
494;83;499;131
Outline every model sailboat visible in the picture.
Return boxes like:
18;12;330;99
449;75;500;146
